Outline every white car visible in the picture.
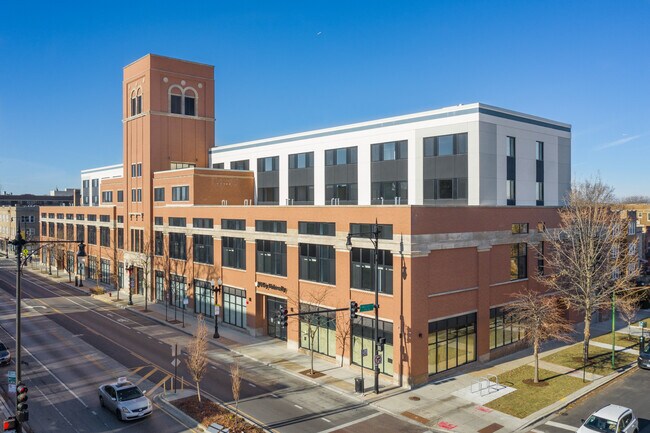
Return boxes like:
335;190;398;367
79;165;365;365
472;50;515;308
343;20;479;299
98;377;152;421
578;404;638;433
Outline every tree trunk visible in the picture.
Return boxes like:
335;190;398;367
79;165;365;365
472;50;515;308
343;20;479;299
533;339;540;383
196;381;201;402
340;344;345;367
583;312;592;363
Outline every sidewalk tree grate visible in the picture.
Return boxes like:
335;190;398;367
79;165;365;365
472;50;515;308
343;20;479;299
478;423;503;433
408;396;421;401
401;411;429;424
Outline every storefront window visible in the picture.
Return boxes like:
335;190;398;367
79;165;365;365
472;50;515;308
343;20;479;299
428;313;477;375
299;303;336;358
351;317;393;375
223;286;246;328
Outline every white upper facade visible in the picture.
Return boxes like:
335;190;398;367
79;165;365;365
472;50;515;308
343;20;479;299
209;103;571;207
80;164;123;206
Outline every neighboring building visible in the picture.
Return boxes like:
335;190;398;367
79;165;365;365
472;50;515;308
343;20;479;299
0;192;76;207
40;54;571;387
81;164;123;206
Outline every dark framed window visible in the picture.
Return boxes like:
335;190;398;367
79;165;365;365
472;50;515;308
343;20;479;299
255;220;287;233
257;187;279;204
102;191;113;203
155;270;164;301
511;223;529;234
257;156;279;172
66;224;74;241
350;247;393;294
424;178;468;200
88;226;97;245
155;231;163;256
223;286;246;328
100;215;110;222
130;229;143;253
56;223;64;239
428;313;477;375
537;242;544;276
193;218;214;228
169;217;186;227
194;279;213;317
171;186;189;201
371;180;408;204
349;223;393;240
231;160;250;170
154;217;163;226
76;225;85;243
325;183;358;204
510;243;527;280
222;219;246;230
222;237;246;270
154;187;165;202
117;190;124;202
170;94;182;114
371;140;408;161
170;274;186;309
131;164;136;177
88;256;97;280
100;227;110;247
256;240;286;276
490;307;524;349
299;244;336;284
169;233;186;260
423;133;468;156
88;214;97;221
184;95;195;116
76;214;84;221
288;152;314;169
298;222;335;236
100;259;111;285
193;234;214;264
507;136;516;206
325;146;357;166
213;162;225;169
289;185;314;204
117;216;124;223
117;228;124;249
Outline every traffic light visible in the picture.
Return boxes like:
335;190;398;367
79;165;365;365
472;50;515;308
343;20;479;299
349;301;359;319
16;382;28;422
3;417;16;431
279;308;289;328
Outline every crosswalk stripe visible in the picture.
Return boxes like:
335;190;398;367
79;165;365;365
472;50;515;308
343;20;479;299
546;420;578;431
149;374;172;394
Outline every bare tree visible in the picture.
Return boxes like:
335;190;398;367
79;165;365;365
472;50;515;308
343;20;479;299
185;315;209;402
506;289;573;383
335;309;351;367
542;178;640;365
297;286;333;375
230;360;241;431
617;290;644;337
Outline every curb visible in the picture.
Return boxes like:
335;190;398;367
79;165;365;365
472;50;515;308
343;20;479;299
515;363;639;432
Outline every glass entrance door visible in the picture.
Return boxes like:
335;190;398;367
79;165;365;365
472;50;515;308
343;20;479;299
266;297;287;340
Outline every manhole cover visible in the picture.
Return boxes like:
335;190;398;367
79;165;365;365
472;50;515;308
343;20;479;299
409;396;421;401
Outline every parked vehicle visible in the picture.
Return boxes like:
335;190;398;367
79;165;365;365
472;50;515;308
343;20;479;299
578;404;638;433
0;342;11;366
638;338;650;369
98;378;152;421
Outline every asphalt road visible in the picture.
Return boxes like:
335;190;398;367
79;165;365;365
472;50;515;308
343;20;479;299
0;261;427;433
528;367;650;433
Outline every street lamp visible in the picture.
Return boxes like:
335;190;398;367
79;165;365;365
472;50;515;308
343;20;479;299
127;264;134;305
78;243;86;287
212;278;222;338
346;220;382;394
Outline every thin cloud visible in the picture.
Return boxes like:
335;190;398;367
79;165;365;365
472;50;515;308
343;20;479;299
596;134;643;150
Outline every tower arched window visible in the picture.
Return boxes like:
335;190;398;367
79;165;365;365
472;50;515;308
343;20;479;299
168;85;198;116
169;85;183;114
130;90;137;116
184;88;196;116
136;88;142;114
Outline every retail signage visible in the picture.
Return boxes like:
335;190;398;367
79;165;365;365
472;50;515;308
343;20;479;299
257;281;287;293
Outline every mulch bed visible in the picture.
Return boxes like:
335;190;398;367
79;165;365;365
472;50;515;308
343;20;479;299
173;396;265;433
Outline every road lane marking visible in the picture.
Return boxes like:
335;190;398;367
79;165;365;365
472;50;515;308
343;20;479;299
294;404;303;410
321;417;331;423
135;367;158;385
547;421;578;431
248;383;256;387
149;374;172;394
316;412;381;433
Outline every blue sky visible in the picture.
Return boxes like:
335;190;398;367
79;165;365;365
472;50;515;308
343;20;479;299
1;1;649;197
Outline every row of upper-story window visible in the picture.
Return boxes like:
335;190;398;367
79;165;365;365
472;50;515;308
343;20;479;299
154;186;189;202
214;133;546;171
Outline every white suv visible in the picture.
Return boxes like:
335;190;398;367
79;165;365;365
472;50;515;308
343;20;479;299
578;404;638;433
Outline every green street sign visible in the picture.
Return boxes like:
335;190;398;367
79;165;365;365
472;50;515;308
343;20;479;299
359;303;374;312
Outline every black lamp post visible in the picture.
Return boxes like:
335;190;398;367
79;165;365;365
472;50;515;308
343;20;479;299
78;244;86;287
346;220;382;395
127;264;134;305
213;278;222;338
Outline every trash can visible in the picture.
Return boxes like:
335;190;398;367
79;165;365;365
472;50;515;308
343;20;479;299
354;377;364;393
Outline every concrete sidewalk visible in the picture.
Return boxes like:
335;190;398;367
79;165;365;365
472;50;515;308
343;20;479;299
21;261;648;433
